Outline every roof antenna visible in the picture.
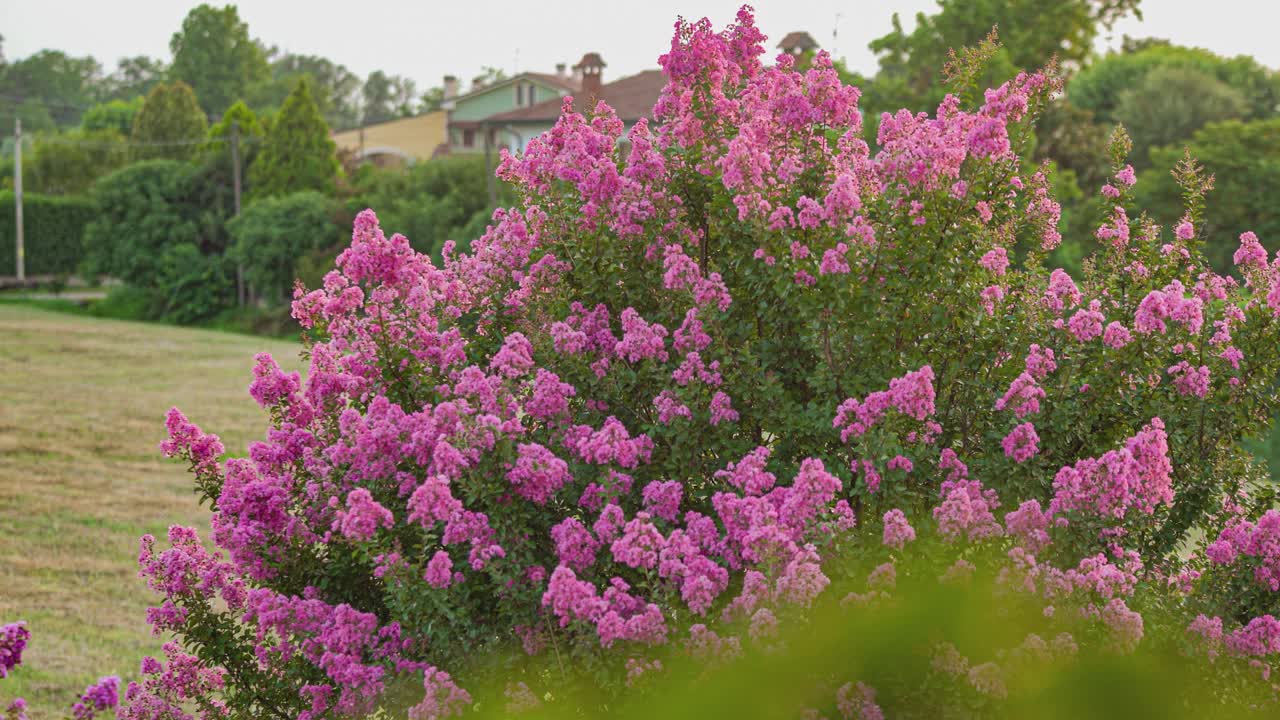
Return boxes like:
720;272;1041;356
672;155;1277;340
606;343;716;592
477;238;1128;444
514;47;520;75
833;13;844;62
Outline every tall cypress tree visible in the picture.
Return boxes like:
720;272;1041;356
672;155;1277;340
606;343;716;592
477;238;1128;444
249;78;339;199
130;81;208;161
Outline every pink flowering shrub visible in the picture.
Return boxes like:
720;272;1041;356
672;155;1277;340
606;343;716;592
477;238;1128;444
115;7;1280;718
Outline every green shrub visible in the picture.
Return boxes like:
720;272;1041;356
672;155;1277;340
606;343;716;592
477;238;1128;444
151;242;235;324
227;190;341;303
0;191;96;276
346;154;512;257
83;160;235;322
89;285;155;321
83;160;202;284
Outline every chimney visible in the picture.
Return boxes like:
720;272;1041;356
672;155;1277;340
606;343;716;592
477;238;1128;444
555;62;567;79
443;75;459;99
471;75;485;91
574;52;606;102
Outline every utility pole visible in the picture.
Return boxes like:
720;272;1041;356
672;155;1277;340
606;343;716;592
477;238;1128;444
833;13;844;64
484;121;496;210
13;118;23;282
231;120;245;306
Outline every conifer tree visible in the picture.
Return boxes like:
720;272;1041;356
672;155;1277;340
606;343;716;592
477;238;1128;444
130;81;208;161
249;78;339;199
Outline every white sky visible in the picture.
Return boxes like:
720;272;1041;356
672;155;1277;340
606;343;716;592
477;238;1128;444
2;0;1278;92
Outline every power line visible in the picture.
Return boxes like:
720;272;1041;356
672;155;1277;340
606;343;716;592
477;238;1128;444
0;92;96;111
31;134;262;148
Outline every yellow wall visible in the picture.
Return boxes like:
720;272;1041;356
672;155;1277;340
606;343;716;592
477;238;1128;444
331;111;448;163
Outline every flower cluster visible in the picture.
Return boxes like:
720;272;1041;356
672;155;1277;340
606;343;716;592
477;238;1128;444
0;622;28;680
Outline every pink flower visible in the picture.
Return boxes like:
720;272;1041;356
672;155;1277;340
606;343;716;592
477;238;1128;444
934;478;1002;542
1;622;30;679
1043;269;1081;313
980;285;1005;316
551;517;599;571
1067;305;1105;342
968;662;1007;698
1103;322;1132;349
1050;418;1173;519
882;509;916;550
1168;361;1210;398
507;443;572;504
333;489;393;542
641;480;683;522
1005;499;1052;552
709;391;740;425
1002;422;1040;463
424;551;455;589
996;372;1045;419
1234;231;1268;269
980;247;1009;275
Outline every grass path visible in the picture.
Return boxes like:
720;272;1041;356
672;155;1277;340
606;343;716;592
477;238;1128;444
0;305;301;716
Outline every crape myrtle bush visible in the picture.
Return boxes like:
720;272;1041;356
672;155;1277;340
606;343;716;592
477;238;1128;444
72;7;1280;719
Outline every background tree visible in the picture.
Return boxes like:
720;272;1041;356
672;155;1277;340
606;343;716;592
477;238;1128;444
81;97;145;134
420;84;445;112
194;100;267;220
167;3;268;117
130;81;208;161
0;49;102;132
249;78;338;198
852;0;1142;118
203;100;264;164
360;70;397;124
361;70;420;124
474;65;508;86
1069;43;1280;126
101;55;166;102
248;51;361;130
1112;65;1249;166
392;75;418;117
1140;118;1280;272
1033;99;1112;190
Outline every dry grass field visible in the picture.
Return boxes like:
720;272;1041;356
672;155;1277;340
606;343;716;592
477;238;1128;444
0;304;301;716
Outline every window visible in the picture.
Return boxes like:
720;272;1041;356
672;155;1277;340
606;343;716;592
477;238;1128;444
516;84;524;106
528;85;536;105
462;129;475;147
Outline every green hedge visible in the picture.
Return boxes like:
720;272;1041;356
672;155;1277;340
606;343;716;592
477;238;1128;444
0;191;96;276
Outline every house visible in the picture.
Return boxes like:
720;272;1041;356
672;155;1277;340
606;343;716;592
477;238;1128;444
442;69;580;154
485;53;667;153
777;31;819;57
330;111;448;166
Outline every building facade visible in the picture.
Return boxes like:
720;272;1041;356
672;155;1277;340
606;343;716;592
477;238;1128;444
443;71;579;154
486;54;666;153
330;111;448;165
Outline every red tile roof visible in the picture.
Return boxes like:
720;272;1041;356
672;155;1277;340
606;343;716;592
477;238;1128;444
485;69;667;124
777;31;819;52
525;72;580;93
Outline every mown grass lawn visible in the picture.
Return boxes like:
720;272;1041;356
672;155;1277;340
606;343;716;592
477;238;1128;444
0;304;301;716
